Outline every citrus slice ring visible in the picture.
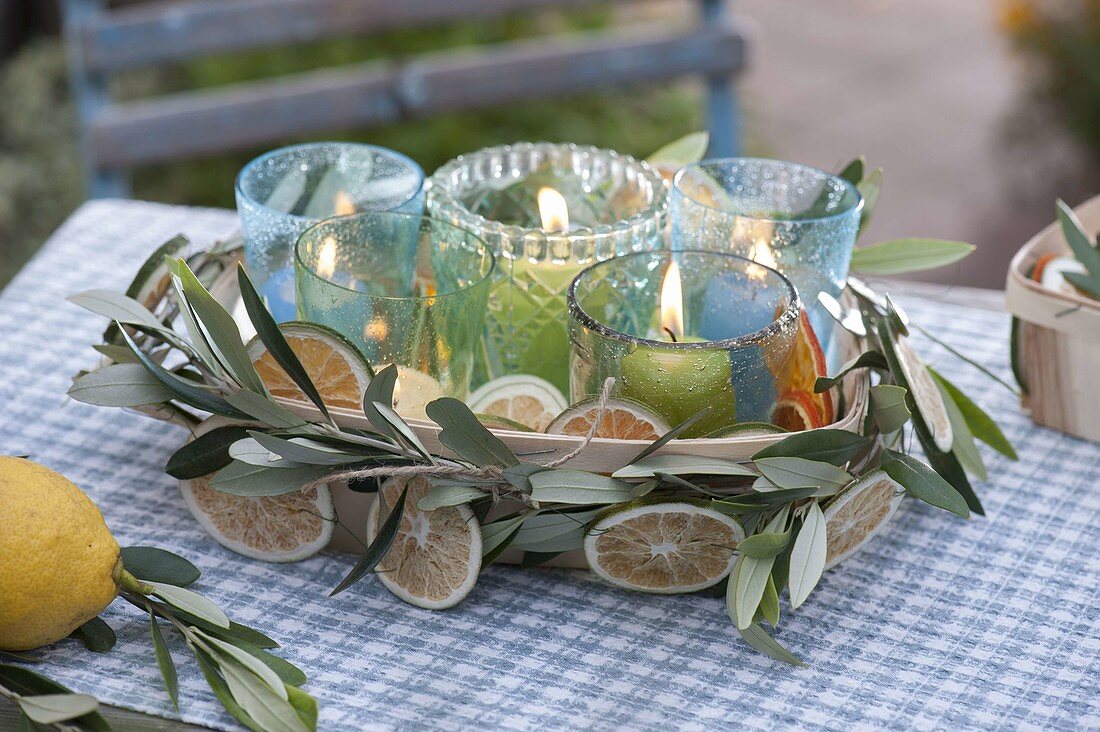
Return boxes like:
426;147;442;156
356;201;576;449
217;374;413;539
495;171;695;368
769;309;834;429
771;390;826;432
584;500;745;594
246;322;372;412
546;398;669;440
367;475;481;610
892;336;953;452
466;375;568;432
179;417;334;563
823;469;904;570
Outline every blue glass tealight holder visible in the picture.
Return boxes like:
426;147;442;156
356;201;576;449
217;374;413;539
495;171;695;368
236;142;425;322
670;158;862;354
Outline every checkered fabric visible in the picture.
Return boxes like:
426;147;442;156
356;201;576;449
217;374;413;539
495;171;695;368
0;200;1096;731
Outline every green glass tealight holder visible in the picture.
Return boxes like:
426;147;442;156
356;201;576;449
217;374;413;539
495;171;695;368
567;250;801;438
295;212;494;408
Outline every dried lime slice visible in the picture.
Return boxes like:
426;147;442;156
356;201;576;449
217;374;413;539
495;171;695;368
584;500;744;594
466;375;568;432
179;416;334;563
367;475;481;610
823;469;904;569
546;397;668;439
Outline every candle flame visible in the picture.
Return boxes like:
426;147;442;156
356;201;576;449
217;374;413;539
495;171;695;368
334;191;356;216
316;236;338;279
660;260;684;341
747;238;777;281
537;187;570;232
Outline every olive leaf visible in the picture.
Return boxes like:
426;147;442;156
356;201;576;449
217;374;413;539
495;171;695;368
371;401;432;460
166;425;251;479
149;611;180;711
175;258;267;394
15;693;100;725
481;514;528;564
814;351;888;393
71;616;116;654
754;458;851;495
928;367;1017;460
837;156;864;185
68;363;174;407
121;546;201;587
753;429;872;466
730;554;775;630
219;661;308;732
856;167;883;236
425;397;518;467
882;451;969;518
626;408;712;465
737;623;804;666
788;502;827;610
849;238;975;275
737;530;791;559
511;508;602;553
932;377;987;482
330;486;408;596
237;264;333;421
196;632;288;702
869;384;911;434
120;328;251;420
759;574;780;627
418;484;487;510
1056;199;1100;277
224;391;307;429
248;433;358;466
149;582;230;628
528;470;638;505
210;462;329;497
647;131;709;165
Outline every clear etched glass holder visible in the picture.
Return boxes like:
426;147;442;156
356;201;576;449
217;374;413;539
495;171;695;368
568;250;801;438
427;142;668;394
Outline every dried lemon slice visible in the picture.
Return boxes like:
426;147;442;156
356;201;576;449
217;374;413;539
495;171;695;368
367;475;481;610
179;417;334;563
466;375;568;432
584;500;744;594
546;397;669;440
823;469;904;570
246;322;371;412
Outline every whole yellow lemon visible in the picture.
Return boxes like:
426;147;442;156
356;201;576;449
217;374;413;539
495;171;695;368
0;457;121;651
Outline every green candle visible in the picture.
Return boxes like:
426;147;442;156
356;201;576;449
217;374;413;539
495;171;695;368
619;262;736;437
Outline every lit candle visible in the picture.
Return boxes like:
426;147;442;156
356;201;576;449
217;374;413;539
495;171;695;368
619;261;737;438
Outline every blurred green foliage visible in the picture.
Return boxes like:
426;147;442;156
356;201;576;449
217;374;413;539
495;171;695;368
999;0;1100;162
0;9;702;287
0;40;83;286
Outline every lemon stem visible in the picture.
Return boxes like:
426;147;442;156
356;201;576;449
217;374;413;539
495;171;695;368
114;561;154;595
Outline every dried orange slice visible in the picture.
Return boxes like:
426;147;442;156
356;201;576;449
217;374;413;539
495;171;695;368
246;322;371;411
179;417;334;563
368;475;481;610
545;398;669;440
584;500;744;593
770;309;834;426
771;390;826;432
823;469;904;569
466;375;568;432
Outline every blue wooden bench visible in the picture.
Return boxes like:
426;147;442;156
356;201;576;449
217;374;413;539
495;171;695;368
61;0;747;198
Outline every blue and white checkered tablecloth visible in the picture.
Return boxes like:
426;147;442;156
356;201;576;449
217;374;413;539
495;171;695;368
1;200;1097;731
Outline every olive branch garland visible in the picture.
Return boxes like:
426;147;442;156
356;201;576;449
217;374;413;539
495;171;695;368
65;228;1017;667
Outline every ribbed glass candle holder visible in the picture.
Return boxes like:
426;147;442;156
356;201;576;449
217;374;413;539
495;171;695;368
427;142;668;395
